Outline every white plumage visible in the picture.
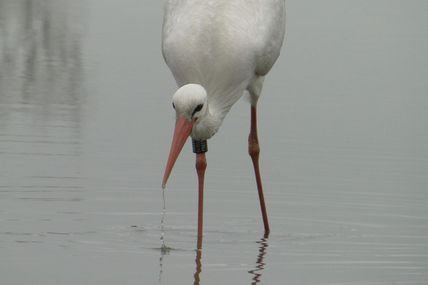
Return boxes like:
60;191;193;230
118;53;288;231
161;0;286;242
162;0;286;140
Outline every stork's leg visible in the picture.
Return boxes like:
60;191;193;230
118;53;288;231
193;140;208;249
248;105;270;233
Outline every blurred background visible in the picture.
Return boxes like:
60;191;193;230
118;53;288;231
1;0;427;284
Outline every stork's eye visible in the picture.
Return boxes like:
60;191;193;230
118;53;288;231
192;104;203;116
172;103;175;109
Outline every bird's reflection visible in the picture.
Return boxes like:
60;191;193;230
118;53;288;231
158;233;270;285
248;233;270;284
157;233;202;285
193;231;204;284
158;245;170;285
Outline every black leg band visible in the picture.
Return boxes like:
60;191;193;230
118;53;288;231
192;139;208;154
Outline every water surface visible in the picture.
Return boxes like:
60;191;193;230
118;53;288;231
1;0;427;284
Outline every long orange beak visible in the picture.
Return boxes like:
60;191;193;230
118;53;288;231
162;116;193;189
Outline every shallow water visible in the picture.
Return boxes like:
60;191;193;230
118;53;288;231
1;0;428;284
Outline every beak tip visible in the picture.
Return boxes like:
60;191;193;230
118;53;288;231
161;116;193;192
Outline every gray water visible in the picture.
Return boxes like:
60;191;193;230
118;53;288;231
1;0;428;284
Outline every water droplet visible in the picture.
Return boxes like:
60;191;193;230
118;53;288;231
160;187;167;249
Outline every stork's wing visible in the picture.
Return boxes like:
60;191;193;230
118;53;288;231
253;0;286;76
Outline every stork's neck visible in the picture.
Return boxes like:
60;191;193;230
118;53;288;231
191;104;223;140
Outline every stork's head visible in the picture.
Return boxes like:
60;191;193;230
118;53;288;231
162;84;208;189
172;84;208;123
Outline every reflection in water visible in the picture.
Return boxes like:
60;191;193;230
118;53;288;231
158;229;171;285
159;234;269;284
158;248;168;285
193;249;202;285
158;238;203;285
0;0;84;125
0;0;86;227
248;233;270;284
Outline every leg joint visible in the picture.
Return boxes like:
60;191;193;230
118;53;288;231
248;133;260;157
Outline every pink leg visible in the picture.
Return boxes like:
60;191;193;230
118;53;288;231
195;153;207;249
248;106;270;233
